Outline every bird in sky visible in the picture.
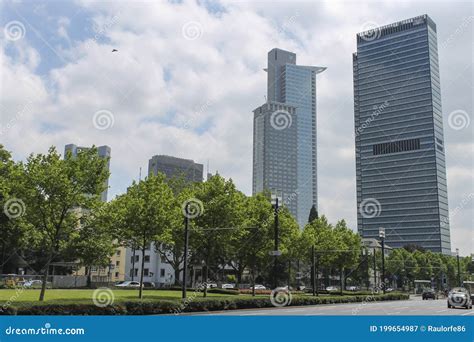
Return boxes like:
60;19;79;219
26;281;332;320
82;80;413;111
112;49;118;52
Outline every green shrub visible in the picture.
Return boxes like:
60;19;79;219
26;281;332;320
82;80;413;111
15;304;127;315
207;288;239;295
1;293;409;315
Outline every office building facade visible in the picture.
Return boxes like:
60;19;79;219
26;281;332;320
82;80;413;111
353;15;451;253
64;144;111;202
148;155;203;183
253;48;325;227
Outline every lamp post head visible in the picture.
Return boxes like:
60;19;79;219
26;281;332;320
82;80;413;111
456;248;459;256
378;227;385;239
270;191;282;206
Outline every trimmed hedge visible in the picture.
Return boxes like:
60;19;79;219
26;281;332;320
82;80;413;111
207;288;239;295
0;293;409;315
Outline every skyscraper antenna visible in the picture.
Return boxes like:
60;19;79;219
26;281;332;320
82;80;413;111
139;167;142;181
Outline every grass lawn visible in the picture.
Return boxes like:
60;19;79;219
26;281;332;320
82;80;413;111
0;289;248;306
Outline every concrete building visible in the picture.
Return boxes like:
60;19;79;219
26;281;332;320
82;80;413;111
124;154;204;286
148;155;203;182
124;245;175;286
353;15;451;253
252;48;326;227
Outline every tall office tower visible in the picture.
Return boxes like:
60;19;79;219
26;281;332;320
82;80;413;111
353;15;451;253
148;155;203;183
253;48;326;227
64;144;111;202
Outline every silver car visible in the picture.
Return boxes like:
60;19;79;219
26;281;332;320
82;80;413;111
447;287;472;309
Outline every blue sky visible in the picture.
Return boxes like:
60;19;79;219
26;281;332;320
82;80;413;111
0;0;472;255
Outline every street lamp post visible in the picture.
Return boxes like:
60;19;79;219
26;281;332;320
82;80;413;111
456;248;461;287
379;228;386;294
271;192;281;289
182;203;190;299
373;247;377;289
311;245;316;296
362;248;369;290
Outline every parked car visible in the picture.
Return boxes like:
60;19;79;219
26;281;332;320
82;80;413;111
346;286;359;291
221;283;235;289
115;281;141;288
422;288;437;300
385;287;394;292
326;286;340;292
251;284;266;290
447;287;472;309
22;280;49;288
206;282;218;289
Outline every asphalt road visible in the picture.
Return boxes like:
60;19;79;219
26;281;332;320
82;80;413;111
188;296;474;316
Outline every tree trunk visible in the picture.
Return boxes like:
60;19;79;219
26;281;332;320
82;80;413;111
203;263;208;298
236;267;243;287
296;259;300;289
138;248;145;299
38;262;50;301
251;266;256;297
0;241;5;275
86;266;92;288
174;267;181;286
131;248;136;281
340;268;344;295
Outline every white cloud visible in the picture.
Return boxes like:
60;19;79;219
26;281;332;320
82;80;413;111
0;0;472;255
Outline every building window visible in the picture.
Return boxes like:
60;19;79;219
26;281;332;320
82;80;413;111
116;250;121;256
160;269;165;277
144;255;150;263
116;260;120;266
115;272;119;278
373;138;421;155
144;269;149;276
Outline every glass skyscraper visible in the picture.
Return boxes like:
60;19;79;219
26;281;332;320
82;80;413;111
253;48;325;227
64;144;111;202
353;15;451;253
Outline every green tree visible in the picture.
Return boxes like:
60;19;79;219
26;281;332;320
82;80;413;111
111;174;175;298
0;145;31;274
69;202;117;287
333;220;361;293
301;215;338;291
19;146;109;301
155;177;194;286
227;192;272;288
308;205;319;224
191;175;245;296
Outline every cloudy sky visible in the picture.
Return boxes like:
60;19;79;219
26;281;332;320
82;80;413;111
1;0;472;255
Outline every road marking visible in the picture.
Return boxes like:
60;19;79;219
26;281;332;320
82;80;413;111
238;312;268;316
